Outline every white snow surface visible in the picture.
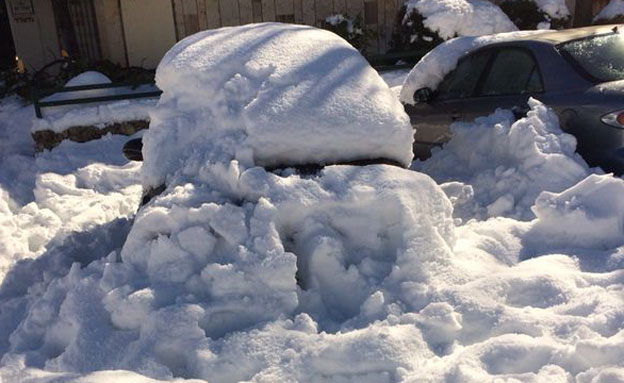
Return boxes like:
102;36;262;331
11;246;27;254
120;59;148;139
0;39;622;383
400;31;542;105
33;71;158;133
404;0;517;40
143;23;413;188
533;0;570;19
595;0;624;21
414;99;591;221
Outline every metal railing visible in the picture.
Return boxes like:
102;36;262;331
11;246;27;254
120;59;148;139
31;49;427;119
32;81;162;119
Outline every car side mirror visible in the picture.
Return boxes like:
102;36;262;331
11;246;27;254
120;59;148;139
414;87;433;103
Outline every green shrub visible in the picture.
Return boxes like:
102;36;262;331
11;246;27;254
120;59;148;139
389;5;444;54
323;14;376;52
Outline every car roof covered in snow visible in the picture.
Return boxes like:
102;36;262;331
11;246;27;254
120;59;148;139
514;24;620;44
143;23;414;188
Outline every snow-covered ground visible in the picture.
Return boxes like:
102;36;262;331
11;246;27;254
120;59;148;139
0;23;622;383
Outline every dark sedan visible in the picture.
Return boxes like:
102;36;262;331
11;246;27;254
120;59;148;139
404;25;624;174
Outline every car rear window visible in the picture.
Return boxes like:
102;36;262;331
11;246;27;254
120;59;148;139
559;32;624;83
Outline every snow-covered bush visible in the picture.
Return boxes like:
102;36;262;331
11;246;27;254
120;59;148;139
594;0;624;24
323;14;375;52
390;0;516;53
498;0;570;30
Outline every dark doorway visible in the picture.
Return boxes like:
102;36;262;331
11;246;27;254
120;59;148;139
0;0;16;70
51;0;101;62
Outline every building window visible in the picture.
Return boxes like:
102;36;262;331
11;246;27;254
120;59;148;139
364;0;378;25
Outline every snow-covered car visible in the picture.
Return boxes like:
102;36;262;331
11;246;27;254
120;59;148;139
402;25;624;174
4;22;624;383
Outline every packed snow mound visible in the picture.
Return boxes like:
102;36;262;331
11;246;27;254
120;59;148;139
1;87;623;383
414;99;590;220
531;174;624;249
143;23;413;188
404;0;517;40
400;31;540;105
65;71;111;87
0;162;456;381
595;0;624;21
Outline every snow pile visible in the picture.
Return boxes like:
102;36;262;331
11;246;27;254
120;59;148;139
531;174;624;249
143;22;413;188
0;136;143;276
0;153;457;381
403;0;517;40
400;31;540;104
0;96;143;276
595;0;624;21
414;99;590;220
0;28;623;383
33;71;158;133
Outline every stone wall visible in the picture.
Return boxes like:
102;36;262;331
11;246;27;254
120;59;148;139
32;120;149;151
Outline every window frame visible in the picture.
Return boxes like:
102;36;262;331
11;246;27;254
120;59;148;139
475;46;546;98
432;44;545;102
433;48;494;101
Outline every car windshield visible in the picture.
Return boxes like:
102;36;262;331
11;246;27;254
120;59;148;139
559;32;624;83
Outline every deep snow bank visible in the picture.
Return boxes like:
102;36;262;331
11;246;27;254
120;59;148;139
143;22;413;188
531;174;624;249
414;99;591;220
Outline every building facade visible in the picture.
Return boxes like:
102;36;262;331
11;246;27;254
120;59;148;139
4;0;598;72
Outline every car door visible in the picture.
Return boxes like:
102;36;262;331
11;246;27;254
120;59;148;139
405;49;493;158
471;47;545;121
406;46;545;159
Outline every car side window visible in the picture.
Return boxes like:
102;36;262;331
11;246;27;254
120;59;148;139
479;48;544;96
435;50;492;101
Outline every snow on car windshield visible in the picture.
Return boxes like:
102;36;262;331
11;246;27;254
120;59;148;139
559;32;624;83
0;23;622;383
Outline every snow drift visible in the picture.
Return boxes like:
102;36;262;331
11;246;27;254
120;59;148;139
414;98;590;220
0;24;622;383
